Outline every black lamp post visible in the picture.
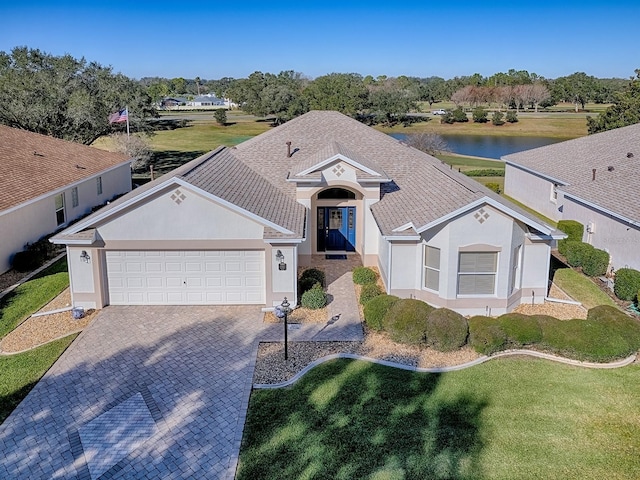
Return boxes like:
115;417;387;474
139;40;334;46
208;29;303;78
281;297;291;360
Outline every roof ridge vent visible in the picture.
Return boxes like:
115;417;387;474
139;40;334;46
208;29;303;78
627;152;634;158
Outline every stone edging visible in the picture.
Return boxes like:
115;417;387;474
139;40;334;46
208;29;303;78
0;252;67;301
253;349;637;389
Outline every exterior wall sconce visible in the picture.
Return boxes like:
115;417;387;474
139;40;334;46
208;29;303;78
80;250;91;263
275;249;286;270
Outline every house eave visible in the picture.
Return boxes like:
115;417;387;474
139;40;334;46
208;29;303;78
504;161;568;186
562;191;640;229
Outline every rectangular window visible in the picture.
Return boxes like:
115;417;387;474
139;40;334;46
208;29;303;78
423;245;440;291
510;245;522;293
55;193;65;225
458;252;497;295
551;184;558;203
97;176;103;195
71;187;79;208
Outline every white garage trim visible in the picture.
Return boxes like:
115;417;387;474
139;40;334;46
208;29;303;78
106;250;265;305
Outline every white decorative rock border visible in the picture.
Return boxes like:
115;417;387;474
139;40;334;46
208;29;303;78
253;350;637;389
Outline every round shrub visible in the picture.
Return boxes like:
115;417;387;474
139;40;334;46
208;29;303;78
557;220;584;243
468;316;507;355
301;283;326;309
499;313;542;346
425;308;469;351
360;283;382;305
300;268;325;287
614;268;640;301
12;250;44;272
298;277;317;295
506;110;518;123
352;266;377;285
582;248;609;277
383;298;433;345
363;294;400;331
565;242;593;268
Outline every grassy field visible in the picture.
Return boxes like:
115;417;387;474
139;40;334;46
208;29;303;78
238;358;640;480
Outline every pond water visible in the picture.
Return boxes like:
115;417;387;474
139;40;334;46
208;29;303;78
390;133;568;159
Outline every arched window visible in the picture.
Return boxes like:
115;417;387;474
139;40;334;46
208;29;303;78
317;188;355;199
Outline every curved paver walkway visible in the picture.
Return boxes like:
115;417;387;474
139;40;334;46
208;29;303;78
254;350;638;389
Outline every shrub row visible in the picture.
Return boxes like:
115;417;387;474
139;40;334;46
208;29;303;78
563;242;609;277
468;306;640;361
463;169;505;177
557;220;584;255
364;295;640;361
364;296;468;351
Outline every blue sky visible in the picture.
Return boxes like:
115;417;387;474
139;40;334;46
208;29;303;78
2;1;637;81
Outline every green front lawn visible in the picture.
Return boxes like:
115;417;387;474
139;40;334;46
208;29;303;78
553;268;618;310
0;336;76;424
0;257;72;424
238;358;640;480
0;258;69;339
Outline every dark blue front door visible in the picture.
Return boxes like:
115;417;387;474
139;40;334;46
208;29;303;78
317;207;355;251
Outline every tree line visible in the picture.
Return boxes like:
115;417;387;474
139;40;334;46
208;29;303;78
0;46;638;148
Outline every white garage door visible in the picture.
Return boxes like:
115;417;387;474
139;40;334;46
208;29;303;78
106;250;265;305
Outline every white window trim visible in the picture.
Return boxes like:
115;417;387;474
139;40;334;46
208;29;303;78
55;193;65;226
550;183;558;204
510;245;522;294
423;245;440;292
457;251;498;297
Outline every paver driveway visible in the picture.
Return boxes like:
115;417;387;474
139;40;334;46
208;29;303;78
0;305;268;480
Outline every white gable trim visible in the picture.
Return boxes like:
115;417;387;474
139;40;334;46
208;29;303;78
62;177;294;236
399;197;553;236
504;161;568;186
563;191;640;228
296;154;382;177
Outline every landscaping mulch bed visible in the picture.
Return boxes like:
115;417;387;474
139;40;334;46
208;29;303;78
0;288;98;354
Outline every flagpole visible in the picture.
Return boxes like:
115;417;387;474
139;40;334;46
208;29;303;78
126;105;130;138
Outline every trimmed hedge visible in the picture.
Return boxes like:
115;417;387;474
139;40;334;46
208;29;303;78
300;283;326;309
299;268;326;296
352;267;377;285
363;294;399;331
425;308;468;352
614;268;640;301
557;220;583;255
383;298;434;345
468;306;640;361
582;247;609;277
468;316;506;355
12;250;44;272
564;242;593;268
359;283;382;305
499;313;543;346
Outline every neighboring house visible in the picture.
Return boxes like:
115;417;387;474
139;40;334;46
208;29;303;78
187;95;226;108
0;125;132;273
52;111;562;315
160;97;187;108
503;123;640;272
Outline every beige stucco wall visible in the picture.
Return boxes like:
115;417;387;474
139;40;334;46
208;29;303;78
563;196;640;271
98;185;263;241
387;204;549;315
504;164;562;222
0;163;131;273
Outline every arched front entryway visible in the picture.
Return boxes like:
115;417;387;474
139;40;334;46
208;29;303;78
313;187;362;253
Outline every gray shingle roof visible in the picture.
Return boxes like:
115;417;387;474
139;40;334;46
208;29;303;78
234;110;552;235
503;123;640;222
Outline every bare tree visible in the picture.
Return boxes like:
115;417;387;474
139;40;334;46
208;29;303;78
406;132;450;156
111;133;153;172
530;83;550;112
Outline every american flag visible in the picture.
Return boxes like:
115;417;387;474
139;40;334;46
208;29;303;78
108;108;128;124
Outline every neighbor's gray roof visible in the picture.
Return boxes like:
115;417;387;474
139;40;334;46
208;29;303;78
234;110;552;236
503;122;640;223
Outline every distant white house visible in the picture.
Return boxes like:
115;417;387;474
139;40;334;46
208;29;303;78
0;125;132;273
503;123;640;271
